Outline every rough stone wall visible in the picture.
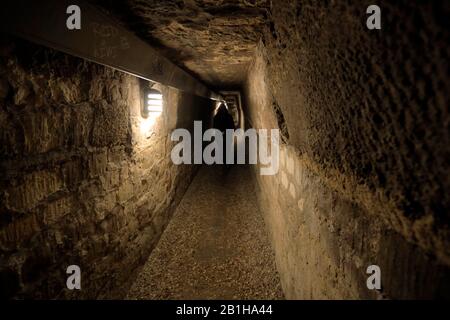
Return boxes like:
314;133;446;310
91;0;270;88
0;36;214;299
244;1;450;299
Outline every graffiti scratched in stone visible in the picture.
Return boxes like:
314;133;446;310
90;22;130;59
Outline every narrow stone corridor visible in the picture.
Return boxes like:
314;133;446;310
127;165;283;300
1;1;449;301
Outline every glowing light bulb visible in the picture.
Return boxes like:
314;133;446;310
145;88;163;117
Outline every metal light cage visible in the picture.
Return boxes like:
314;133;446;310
144;88;163;118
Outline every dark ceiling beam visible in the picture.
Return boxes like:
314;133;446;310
0;0;223;101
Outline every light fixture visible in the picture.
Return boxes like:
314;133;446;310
145;88;163;117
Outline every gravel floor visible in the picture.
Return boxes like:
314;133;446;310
127;165;284;300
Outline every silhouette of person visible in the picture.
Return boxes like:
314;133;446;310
213;103;235;169
213;103;235;132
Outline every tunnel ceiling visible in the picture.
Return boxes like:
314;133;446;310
92;0;269;89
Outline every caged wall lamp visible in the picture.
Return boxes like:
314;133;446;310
144;88;163;118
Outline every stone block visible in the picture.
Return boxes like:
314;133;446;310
78;179;105;201
72;103;93;147
91;101;129;147
102;168;120;190
19;110;69;155
5;170;63;212
62;158;86;189
120;163;129;181
117;180;134;204
93;192;117;219
0;214;40;245
89;150;108;178
106;79;123;103
42;195;75;225
89;76;105;102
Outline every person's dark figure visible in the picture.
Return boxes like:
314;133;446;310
213;103;235;132
213;103;235;173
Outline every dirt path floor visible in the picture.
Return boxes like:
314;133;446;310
127;165;284;299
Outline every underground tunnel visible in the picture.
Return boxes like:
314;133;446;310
0;0;449;302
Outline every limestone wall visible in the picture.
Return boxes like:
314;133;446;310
0;36;214;299
243;0;450;299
